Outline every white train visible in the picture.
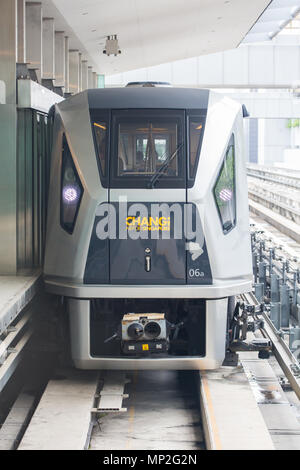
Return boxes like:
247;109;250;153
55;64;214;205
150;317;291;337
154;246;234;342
44;85;252;369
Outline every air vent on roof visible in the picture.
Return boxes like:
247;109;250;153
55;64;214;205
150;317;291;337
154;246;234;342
125;81;172;88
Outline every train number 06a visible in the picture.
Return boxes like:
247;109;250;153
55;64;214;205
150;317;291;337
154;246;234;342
189;268;204;278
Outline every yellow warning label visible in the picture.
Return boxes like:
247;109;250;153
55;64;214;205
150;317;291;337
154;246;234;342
126;216;170;232
142;344;149;351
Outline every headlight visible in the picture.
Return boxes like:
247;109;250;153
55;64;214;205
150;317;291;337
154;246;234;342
60;135;83;234
144;321;161;339
127;323;144;339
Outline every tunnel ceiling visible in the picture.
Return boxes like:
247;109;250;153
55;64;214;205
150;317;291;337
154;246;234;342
41;0;273;74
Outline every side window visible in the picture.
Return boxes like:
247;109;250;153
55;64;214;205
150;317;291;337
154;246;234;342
90;109;109;186
188;116;205;179
213;135;236;234
93;121;107;175
60;134;83;234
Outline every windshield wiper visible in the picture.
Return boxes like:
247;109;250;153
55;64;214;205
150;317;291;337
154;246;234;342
148;143;183;188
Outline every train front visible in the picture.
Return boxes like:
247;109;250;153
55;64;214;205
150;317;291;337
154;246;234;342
44;86;253;369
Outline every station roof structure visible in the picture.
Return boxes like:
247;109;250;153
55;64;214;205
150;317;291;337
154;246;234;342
33;0;297;75
243;0;300;43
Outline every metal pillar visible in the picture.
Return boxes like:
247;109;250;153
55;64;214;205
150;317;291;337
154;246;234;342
270;303;281;331
54;31;65;88
270;273;280;302
280;284;290;328
93;71;97;88
0;0;17;273
258;261;267;288
69;50;79;95
254;283;264;302
289;327;300;355
88;66;93;88
64;36;69;93
82;60;88;91
26;2;42;82
42;18;55;80
17;0;26;63
79;53;82;92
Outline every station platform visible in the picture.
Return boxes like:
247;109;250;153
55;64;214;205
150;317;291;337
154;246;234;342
15;363;291;450
0;272;41;336
19;369;98;451
200;364;275;450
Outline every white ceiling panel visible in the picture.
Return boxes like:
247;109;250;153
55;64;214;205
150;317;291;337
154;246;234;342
44;0;272;74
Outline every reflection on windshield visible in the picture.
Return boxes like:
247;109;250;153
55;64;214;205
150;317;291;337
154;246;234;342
117;121;179;177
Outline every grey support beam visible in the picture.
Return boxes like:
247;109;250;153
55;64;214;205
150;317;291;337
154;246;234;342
54;32;65;88
88;66;93;89
0;0;17;273
42;18;55;80
17;0;26;63
79;53;82;92
26;2;42;82
64;36;69;93
81;60;88;91
93;71;97;89
69;50;80;94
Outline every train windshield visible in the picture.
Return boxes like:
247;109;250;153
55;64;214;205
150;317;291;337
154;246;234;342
111;110;185;188
90;108;206;189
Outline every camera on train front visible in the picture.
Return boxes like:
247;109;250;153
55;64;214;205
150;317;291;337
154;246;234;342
121;313;168;355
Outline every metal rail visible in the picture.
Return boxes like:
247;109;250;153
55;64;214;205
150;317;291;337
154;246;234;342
240;291;300;400
251;224;300;322
247;164;300;190
249;199;300;244
248;184;300;225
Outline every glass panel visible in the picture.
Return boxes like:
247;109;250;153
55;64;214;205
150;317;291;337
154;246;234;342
189;117;205;179
213;136;236;234
110;110;185;188
117;121;179;177
61;135;83;233
93;121;107;175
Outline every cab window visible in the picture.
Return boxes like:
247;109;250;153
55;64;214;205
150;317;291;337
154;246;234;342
111;109;185;189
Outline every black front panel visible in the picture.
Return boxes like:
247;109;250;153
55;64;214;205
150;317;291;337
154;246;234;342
90;299;206;358
84;220;109;284
84;202;212;285
110;238;185;284
110;202;186;284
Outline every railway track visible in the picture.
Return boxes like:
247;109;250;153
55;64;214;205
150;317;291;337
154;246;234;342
90;370;204;451
1;209;300;450
247;166;300;243
247;164;300;190
248;178;300;226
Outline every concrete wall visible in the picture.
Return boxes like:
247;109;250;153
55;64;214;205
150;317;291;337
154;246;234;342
282;148;300;170
257;119;290;165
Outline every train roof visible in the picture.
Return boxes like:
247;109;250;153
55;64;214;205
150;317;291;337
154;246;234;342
87;87;209;110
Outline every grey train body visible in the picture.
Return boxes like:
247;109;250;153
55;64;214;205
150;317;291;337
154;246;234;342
44;87;252;370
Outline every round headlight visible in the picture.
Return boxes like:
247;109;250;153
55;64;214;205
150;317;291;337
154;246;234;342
144;321;161;339
127;323;143;339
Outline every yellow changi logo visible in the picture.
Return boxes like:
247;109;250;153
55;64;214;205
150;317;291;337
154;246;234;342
126;216;170;232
